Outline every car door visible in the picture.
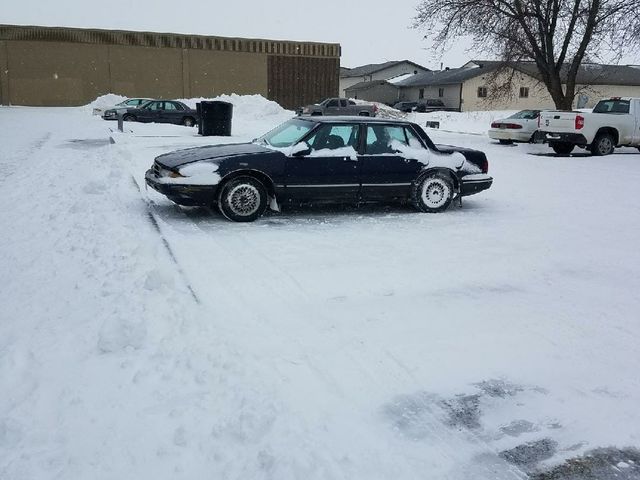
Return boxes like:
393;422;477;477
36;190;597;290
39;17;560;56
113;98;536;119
359;124;424;200
324;99;341;116
136;101;163;123
284;123;361;202
159;101;183;124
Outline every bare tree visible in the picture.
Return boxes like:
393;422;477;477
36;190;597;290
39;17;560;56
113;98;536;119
414;0;640;109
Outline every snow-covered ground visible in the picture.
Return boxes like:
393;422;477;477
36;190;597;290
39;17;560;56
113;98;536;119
1;97;640;480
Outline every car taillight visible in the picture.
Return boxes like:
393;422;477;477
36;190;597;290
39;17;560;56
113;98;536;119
491;122;499;128
480;157;488;173
373;104;378;113
504;123;522;129
538;114;541;128
575;115;584;130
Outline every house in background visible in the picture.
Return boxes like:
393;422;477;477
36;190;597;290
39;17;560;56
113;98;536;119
395;60;640;111
339;60;430;97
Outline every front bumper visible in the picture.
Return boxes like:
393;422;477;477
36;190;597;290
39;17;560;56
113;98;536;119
533;131;588;145
460;174;493;197
145;169;218;207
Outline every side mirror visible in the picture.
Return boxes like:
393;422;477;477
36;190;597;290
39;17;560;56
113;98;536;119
290;142;311;157
292;146;312;157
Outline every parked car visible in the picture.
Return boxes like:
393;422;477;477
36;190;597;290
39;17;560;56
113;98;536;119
488;109;541;144
536;97;640;155
298;98;378;117
93;98;152;116
393;101;418;113
414;99;458;113
145;116;492;222
103;100;199;127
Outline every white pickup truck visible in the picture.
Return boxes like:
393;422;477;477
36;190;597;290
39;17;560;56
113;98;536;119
537;97;640;155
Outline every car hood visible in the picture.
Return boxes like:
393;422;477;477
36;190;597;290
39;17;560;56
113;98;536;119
155;142;279;169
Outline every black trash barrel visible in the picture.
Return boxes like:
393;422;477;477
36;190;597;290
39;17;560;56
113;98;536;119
196;102;203;135
200;101;233;136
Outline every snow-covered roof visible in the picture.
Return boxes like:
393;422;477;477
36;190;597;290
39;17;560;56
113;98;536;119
340;60;429;78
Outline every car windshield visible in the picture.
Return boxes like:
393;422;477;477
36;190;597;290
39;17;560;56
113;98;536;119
255;119;315;148
509;110;540;120
139;100;154;109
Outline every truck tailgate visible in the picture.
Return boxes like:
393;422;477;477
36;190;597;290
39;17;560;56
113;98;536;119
540;111;579;132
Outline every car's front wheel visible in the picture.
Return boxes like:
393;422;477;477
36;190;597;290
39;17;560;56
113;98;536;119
412;173;454;213
591;133;615;156
218;176;268;222
550;142;574;155
123;114;136;122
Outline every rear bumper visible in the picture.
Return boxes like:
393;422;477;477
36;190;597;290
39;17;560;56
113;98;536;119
460;174;493;197
145;169;218;206
488;129;532;142
533;131;588;145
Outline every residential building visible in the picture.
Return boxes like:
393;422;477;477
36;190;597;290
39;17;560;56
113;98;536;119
396;60;640;111
340;60;429;97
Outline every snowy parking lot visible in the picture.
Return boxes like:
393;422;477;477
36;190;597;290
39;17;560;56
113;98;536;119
1;97;640;479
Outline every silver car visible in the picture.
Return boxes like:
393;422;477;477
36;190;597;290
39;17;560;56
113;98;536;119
93;98;152;116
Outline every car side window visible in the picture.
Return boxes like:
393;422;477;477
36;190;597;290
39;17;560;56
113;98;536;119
365;125;407;154
326;99;339;108
305;124;359;153
404;127;425;149
340;99;348;107
148;101;163;111
164;102;177;111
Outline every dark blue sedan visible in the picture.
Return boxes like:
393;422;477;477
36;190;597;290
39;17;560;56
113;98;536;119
145;117;493;222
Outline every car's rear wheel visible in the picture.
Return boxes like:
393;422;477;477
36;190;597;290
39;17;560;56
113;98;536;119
182;116;195;127
123;114;136;122
550;142;574;155
218;176;268;222
412;173;454;213
591;133;615;156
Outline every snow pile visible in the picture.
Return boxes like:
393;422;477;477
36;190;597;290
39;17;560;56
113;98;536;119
409;110;518;135
178;94;292;118
350;99;407;120
85;93;128;112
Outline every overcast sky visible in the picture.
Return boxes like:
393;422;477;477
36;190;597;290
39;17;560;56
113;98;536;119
4;0;639;69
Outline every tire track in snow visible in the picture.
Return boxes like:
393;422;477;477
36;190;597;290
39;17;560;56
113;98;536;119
129;175;200;304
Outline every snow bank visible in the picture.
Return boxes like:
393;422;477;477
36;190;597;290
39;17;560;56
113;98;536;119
409;110;518;135
85;93;128;111
178;94;293;119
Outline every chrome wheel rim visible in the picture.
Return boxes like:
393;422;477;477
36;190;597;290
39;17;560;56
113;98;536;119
227;184;260;216
421;178;450;208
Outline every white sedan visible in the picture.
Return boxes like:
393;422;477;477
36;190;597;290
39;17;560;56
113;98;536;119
488;110;541;144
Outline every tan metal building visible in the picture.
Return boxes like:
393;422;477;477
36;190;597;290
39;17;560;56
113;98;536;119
0;24;341;109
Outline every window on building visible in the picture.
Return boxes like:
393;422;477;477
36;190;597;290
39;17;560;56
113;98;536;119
519;87;529;98
419;88;425;99
438;88;444;98
477;87;488;98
